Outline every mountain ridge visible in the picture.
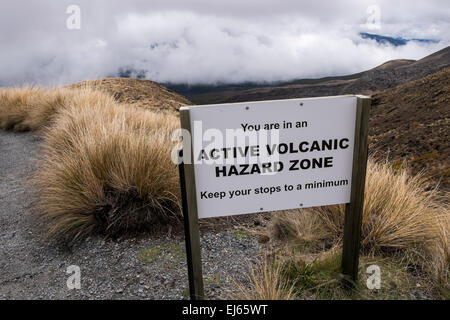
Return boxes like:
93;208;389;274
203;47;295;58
173;46;450;104
359;32;439;46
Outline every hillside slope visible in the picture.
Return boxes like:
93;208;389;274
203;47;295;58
188;46;450;104
67;78;192;113
343;46;450;95
369;67;450;190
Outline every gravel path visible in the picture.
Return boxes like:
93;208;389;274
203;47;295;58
0;130;261;300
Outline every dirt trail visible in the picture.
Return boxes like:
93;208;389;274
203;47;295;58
0;131;260;299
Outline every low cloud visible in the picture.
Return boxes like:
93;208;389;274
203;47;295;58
0;0;448;86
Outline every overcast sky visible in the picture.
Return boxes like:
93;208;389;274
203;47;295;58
0;0;448;86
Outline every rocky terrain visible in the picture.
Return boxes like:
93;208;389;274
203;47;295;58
369;67;450;191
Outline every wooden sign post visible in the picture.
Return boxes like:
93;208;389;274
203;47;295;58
178;96;371;299
179;109;205;300
341;97;371;286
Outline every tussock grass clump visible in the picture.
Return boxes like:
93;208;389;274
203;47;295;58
237;248;443;300
0;86;83;131
0;86;39;130
273;160;449;277
0;84;184;240
33;89;181;240
234;159;449;299
230;258;296;300
279;248;346;299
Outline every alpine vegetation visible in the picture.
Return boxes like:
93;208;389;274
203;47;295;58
0;85;183;241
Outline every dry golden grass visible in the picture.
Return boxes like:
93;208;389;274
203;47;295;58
0;78;192;132
66;78;192;114
230;258;296;300
430;215;450;285
31;89;181;240
274;160;450;253
0;84;185;241
0;86;83;131
233;159;449;299
235;246;447;300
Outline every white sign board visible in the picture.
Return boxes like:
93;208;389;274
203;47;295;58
182;96;358;219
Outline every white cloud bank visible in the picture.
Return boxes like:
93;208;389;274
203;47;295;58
0;0;448;86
